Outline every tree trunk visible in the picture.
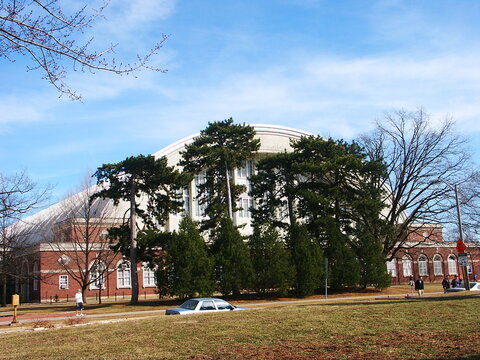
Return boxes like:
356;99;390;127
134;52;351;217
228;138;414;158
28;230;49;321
1;274;6;307
130;178;139;305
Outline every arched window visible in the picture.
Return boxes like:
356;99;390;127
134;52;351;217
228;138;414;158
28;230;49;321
418;255;428;276
433;254;443;276
448;255;457;275
117;261;131;288
90;260;106;290
386;258;397;277
143;263;156;287
402;255;412;277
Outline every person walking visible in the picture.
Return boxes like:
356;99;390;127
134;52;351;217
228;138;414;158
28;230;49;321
415;277;425;296
408;276;415;293
75;289;85;317
442;276;450;294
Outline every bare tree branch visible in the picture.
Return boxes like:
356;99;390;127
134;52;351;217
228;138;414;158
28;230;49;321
0;0;168;100
359;109;478;257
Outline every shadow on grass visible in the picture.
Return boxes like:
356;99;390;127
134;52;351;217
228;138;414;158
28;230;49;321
295;294;479;308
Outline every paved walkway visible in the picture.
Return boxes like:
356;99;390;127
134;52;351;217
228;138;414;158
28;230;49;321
0;291;447;329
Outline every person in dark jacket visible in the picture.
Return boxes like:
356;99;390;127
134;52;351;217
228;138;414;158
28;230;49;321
451;275;458;288
415;277;425;296
442;276;450;294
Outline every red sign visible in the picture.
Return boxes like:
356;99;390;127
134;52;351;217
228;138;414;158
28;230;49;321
456;239;467;254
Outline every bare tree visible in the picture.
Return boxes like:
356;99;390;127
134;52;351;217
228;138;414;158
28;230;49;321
0;170;51;306
358;109;478;258
0;0;168;100
47;175;120;304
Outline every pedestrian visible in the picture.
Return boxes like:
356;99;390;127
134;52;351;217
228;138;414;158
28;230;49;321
474;273;478;282
451;275;458;288
408;276;415;293
415;277;425;296
75;289;85;317
442;276;450;294
458;273;463;286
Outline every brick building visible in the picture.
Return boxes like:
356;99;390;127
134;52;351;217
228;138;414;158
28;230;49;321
9;125;480;303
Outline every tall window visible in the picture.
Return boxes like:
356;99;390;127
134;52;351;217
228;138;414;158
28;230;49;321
143;263;156;287
194;170;206;217
418;255;428;276
236;160;253;178
402;255;412;277
448;255;457;275
237;197;254;218
387;259;397;277
433;255;443;276
90;260;106;289
33;262;39;291
182;188;190;215
59;275;69;289
117;261;131;288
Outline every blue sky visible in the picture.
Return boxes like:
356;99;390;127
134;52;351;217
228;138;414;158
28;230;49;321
2;0;480;201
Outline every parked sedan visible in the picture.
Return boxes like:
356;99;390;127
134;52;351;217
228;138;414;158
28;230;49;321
165;298;244;315
446;282;480;293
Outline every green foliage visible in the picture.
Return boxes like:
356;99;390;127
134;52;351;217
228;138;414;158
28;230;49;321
353;224;391;289
288;224;323;296
93;155;192;227
211;216;254;296
157;217;214;298
251;136;390;291
249;224;294;296
180;119;260;232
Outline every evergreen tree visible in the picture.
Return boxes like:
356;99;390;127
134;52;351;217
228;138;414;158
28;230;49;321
180;119;260;232
288;224;323;296
249;224;293;296
211;216;254;296
159;216;215;298
92;155;192;304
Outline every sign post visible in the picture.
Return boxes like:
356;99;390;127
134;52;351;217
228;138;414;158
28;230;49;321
10;294;19;325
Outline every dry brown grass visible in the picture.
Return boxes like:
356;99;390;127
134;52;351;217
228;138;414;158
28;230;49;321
0;293;478;360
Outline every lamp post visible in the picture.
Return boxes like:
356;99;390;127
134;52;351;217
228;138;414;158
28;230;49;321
440;180;470;291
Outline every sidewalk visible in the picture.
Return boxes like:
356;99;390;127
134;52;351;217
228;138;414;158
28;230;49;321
1;291;446;328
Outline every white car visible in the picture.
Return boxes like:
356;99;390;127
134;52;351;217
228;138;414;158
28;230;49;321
165;298;244;315
446;282;480;293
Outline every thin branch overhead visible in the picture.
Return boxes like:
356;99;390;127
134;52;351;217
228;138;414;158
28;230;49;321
0;0;168;100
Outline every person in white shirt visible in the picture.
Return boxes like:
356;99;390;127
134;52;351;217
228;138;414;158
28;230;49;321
75;289;84;316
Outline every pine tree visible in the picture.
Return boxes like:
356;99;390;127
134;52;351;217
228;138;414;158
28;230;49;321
288;224;323;296
249;224;293;296
211;216;254;296
162;216;215;298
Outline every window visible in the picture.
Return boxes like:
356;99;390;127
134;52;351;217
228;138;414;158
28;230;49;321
143;263;156;287
418;255;428;276
433;255;443;276
182;188;190;215
117;261;131;288
236;161;253;178
90;260;106;290
386;259;397;277
215;300;234;310
402;255;412;277
59;275;69;290
200;300;215;311
448;255;457;275
237;197;254;218
33;262;39;291
194;170;207;217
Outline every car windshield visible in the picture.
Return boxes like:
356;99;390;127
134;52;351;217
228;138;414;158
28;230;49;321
179;300;199;310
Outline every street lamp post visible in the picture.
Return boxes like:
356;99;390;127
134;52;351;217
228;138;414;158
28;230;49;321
441;181;470;291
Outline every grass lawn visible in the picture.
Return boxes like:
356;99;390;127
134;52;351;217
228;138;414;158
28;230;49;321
0;292;478;359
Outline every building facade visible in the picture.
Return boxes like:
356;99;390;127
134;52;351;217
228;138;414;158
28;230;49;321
10;125;480;303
